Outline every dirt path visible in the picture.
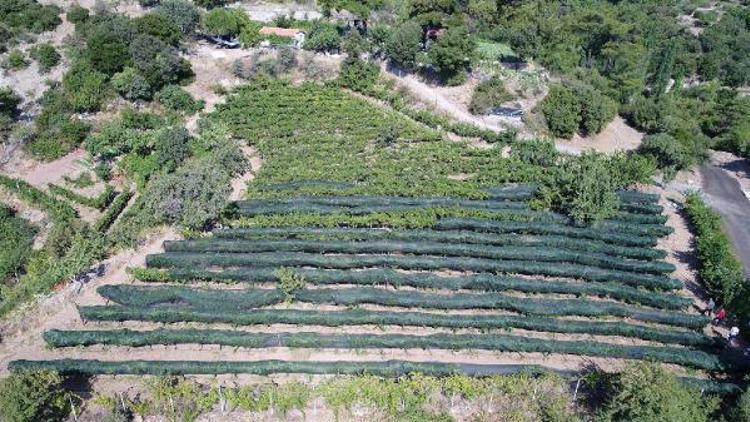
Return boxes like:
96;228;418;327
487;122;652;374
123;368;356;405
382;66;583;155
0;148;89;187
230;146;262;201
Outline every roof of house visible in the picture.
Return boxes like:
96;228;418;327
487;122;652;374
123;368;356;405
259;27;304;37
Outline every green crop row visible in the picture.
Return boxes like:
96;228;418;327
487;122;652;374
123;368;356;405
620;202;663;215
163;239;674;275
610;212;668;225
434;218;657;247
97;285;706;328
235;196;529;210
94;190;133;233
0;175;77;222
213;227;667;260
41;329;723;370
232;202;529;217
47;183;115;210
617;190;660;205
254;180;356;192
157;268;690;309
79;306;713;346
145;252;680;290
7;359;560;377
483;184;539;200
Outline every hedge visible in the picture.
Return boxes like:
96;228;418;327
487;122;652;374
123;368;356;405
41;329;722;370
0;175;77;222
214;227;667;260
235;196;529;210
434;218;657;247
96;285;706;328
159;267;690;309
79;306;713;346
232;203;529;217
162;239;675;275
683;193;747;315
145;252;681;290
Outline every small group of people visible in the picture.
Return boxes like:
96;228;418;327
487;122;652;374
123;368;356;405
704;297;742;345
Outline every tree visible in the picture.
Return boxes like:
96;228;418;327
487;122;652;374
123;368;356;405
156;0;200;34
129;34;192;90
598;363;717;422
575;82;617;135
623;95;666;133
202;8;244;37
427;26;476;85
554;152;620;223
0;369;70;422
154;126;190;171
540;84;581;138
62;62;110;112
384;21;422;69
304;24;341;53
639;133;690;178
111;67;152;100
134;13;182;45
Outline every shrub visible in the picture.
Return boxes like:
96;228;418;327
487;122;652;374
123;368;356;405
547;153;621;223
238;20;262;47
624;95;665;133
540;85;580;138
193;0;228;9
3;49;28;70
639;133;691;179
138;0;160;6
134;13;182;46
66;5;89;24
511;139;558;167
86;27;132;75
111;67;152;100
338;57;379;91
469;77;514;115
128;34;192;90
62;62;110;112
0;369;70;422
0;87;21;132
154;126;190;171
304;24;341;53
276;267;306;301
596;363;717;422
155;85;203;114
29;43;60;73
156;0;200;34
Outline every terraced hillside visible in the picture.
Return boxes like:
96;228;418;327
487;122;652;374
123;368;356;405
12;185;742;377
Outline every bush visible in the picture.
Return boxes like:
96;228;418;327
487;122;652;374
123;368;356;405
639;133;692;179
85;26;132;75
29;43;60;73
62;62;110;112
154;126;190;171
0;369;70;422
66;5;89;24
276;267;306;301
238;20;263;47
304;24;341;53
155;85;203;113
597;363;717;422
540;85;580;138
111;67;152;100
624;95;665;133
3;49;28;70
193;0;228;9
138;0;160;6
511;139;558;167
338;57;379;92
0;87;21;132
128;34;192;90
134;13;182;46
469;77;514;115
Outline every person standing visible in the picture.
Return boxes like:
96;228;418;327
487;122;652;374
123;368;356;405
729;326;740;343
714;308;727;325
704;298;716;316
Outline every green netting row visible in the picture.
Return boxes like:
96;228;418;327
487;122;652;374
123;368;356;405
620;202;663;215
593;220;673;238
163;239;674;275
41;329;722;370
234;196;529;210
145;252;680;290
609;212;667;226
213;227;668;261
97;285;706;328
162;268;689;309
483;185;539;200
434;218;657;247
617;191;660;205
79;306;713;346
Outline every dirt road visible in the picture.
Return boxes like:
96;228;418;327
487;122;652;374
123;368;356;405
699;165;750;275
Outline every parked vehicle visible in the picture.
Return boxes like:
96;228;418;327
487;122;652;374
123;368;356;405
489;107;524;117
203;34;240;49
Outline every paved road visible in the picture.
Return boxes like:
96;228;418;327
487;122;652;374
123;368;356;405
699;165;750;275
